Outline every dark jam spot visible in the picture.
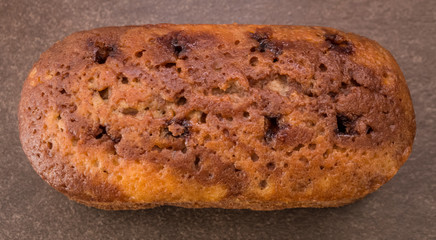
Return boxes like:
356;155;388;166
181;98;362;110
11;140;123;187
166;119;191;138
325;34;354;54
264;115;280;143
157;31;190;59
249;30;283;56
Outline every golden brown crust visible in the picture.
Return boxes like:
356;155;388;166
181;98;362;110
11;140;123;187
19;24;415;210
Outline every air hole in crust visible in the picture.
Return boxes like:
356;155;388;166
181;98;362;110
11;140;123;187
325;34;354;54
94;45;113;64
200;112;207;123
135;51;144;58
350;78;361;87
98;88;109;100
174;45;183;56
336;114;356;135
165;62;176;68
212;88;224;95
259;180;267;189
250;57;259;66
122;108;138;116
216;114;223;121
223;129;230;137
319;63;327;72
95;125;107;139
176;96;187;105
194;155;201;171
250;152;259;162
204;135;211;142
308;143;316;150
243;111;250;118
266;162;275;170
235;40;240;45
152;145;162;152
322;150;330;159
328;92;337;98
47;142;53;149
117;73;129;84
112;136;121;144
299;157;309;165
294;144;304;152
264;116;280;143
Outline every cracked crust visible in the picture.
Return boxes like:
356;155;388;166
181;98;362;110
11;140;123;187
19;24;415;210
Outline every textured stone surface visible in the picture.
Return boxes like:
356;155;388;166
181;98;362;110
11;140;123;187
0;0;435;239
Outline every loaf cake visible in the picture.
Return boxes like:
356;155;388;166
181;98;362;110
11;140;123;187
19;24;415;210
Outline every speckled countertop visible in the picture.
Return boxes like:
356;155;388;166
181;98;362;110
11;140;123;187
1;0;435;239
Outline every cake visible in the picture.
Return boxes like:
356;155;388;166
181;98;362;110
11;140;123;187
18;24;416;210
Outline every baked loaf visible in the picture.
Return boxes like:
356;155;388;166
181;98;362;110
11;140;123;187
19;24;415;210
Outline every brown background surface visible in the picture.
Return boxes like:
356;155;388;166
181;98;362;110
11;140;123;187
1;0;435;239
